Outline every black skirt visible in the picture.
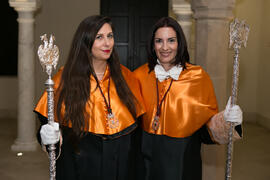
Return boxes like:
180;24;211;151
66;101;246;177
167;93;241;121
55;126;140;180
139;125;214;180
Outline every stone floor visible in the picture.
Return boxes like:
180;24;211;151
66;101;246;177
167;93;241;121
0;118;48;180
0;118;269;180
232;122;270;180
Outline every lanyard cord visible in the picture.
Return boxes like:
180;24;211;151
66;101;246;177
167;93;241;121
156;78;173;117
96;77;112;114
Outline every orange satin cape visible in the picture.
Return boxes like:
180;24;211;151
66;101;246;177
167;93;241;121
35;65;145;135
133;63;218;138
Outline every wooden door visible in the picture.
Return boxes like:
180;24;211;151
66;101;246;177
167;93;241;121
101;0;168;70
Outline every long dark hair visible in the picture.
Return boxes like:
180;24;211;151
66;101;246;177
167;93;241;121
56;15;137;138
147;17;190;71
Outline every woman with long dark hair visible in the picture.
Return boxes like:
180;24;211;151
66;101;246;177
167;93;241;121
134;17;242;180
35;15;144;180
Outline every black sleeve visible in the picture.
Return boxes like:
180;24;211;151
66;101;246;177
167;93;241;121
34;111;48;145
199;125;216;144
34;111;60;155
235;125;242;137
199;124;243;145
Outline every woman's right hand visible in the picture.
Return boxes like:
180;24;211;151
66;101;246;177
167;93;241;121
40;122;60;145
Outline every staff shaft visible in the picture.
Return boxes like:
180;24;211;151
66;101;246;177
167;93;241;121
225;48;240;180
46;78;57;180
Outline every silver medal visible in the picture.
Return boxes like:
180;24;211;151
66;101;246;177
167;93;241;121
107;112;119;129
152;115;160;131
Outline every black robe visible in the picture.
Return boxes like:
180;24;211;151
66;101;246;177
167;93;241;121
137;125;242;180
36;113;140;180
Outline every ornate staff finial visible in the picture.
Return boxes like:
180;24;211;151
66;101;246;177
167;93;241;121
229;18;250;50
37;34;59;77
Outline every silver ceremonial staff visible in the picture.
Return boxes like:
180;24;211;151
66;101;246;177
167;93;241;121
225;19;249;180
37;34;59;180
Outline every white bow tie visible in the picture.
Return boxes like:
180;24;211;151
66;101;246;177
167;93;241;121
154;63;182;82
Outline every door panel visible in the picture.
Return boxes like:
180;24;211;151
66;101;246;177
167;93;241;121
101;0;168;70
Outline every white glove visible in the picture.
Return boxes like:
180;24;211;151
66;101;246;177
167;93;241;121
40;122;60;145
224;97;243;126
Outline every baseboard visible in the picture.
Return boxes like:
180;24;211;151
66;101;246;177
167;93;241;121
244;112;270;130
257;114;270;130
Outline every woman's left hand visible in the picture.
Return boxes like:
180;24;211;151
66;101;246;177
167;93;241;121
224;97;243;126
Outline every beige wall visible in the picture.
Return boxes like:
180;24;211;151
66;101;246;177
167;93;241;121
34;0;100;99
258;0;270;119
233;0;270;128
0;77;17;118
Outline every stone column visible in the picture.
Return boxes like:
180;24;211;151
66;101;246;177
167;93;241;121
191;0;235;180
9;0;40;151
171;0;193;48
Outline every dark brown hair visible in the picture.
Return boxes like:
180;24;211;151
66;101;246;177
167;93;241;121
56;15;137;138
147;17;190;71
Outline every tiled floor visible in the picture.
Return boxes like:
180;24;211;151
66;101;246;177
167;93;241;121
0;118;269;180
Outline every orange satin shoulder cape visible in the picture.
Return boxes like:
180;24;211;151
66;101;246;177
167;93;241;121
133;63;218;138
34;65;145;135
